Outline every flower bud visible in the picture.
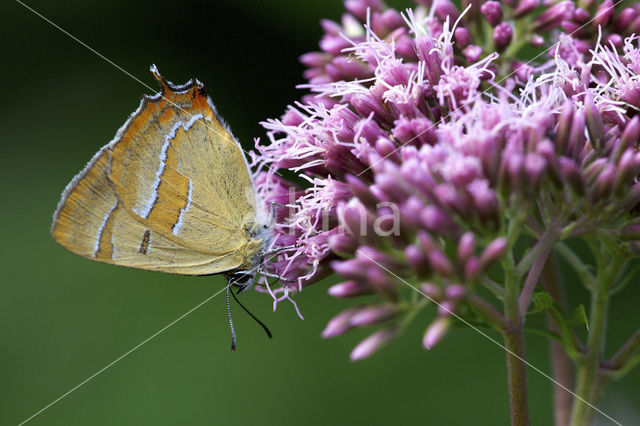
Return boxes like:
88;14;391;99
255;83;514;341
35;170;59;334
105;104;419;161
320;34;352;55
328;280;374;298
326;56;370;81
524;153;547;187
322;307;360;338
352;93;392;126
622;86;640;110
438;300;457;316
421;282;443;301
568;110;586;160
350;305;399;326
594;0;614;27
434;0;460;22
584;92;604;151
395;32;418;60
423;317;451;349
367;267;398;300
464;257;482;282
463;45;483;62
406;244;431;277
558;157;586;195
357;246;403;270
351;327;399;361
514;0;540;18
615;150;640;192
457;232;476;264
375;138;400;162
445;284;466;301
372;9;404;35
606;34;623;48
414;36;441;86
615;116;640;163
570;7;588;22
560;20;585;37
427;249;455;277
299;52;330;68
614;8;639;34
454;27;472;48
481;1;503;26
535;1;575;32
346;174;378;209
420;205;459;236
480;237;508;266
331;259;367;281
555;100;574;155
329;232;359;256
623;182;640;210
584;158;607;185
592;163;616;203
374;173;410;204
354;117;384;146
345;0;384;21
513;61;534;82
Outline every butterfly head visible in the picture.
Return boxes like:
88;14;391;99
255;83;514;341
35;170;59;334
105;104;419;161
226;270;256;293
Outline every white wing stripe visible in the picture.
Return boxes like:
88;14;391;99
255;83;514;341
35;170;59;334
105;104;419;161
93;200;118;257
172;178;193;235
132;114;204;220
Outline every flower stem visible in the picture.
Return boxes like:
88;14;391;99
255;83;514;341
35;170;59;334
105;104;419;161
503;256;530;426
606;328;640;377
503;324;530;426
569;291;609;425
469;294;509;329
541;257;573;426
518;244;552;315
569;252;617;426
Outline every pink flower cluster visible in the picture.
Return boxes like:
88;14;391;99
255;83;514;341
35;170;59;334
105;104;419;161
251;0;640;359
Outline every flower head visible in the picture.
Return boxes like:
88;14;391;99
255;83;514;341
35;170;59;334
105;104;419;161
253;0;640;359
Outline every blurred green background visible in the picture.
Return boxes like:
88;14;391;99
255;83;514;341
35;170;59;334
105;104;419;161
3;0;639;424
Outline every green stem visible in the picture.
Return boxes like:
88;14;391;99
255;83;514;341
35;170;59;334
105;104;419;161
503;324;530;426
515;222;559;279
468;294;509;330
503;256;530;426
517;245;553;315
569;258;616;426
481;275;505;299
605;328;640;379
541;258;573;426
554;243;597;289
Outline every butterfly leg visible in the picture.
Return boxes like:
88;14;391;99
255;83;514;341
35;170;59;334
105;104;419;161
261;243;301;258
258;267;293;282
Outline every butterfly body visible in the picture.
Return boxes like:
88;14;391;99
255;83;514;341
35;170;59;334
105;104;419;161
52;66;273;284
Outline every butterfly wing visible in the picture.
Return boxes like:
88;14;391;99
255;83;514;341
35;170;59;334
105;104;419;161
51;67;262;274
52;146;243;274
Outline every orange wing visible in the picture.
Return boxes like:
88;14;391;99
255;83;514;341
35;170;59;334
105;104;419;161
51;66;265;274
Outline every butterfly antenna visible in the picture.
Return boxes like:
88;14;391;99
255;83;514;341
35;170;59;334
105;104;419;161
226;281;237;352
230;288;273;339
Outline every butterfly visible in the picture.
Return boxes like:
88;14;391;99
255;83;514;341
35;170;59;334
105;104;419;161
51;66;282;349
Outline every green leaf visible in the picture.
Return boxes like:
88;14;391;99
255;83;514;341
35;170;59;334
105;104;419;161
548;305;582;361
569;304;590;331
528;291;554;314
